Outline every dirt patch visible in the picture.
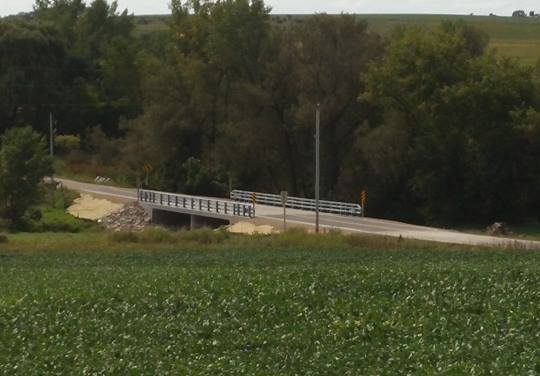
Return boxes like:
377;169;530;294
228;221;277;235
67;194;123;221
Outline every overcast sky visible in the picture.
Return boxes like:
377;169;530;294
1;0;538;17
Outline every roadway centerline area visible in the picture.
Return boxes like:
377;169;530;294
56;178;137;201
261;213;402;234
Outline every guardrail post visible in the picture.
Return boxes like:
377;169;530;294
216;201;219;213
175;196;178;207
225;202;228;214
167;195;171;206
191;198;194;209
199;199;202;211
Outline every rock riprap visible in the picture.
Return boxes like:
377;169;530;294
99;203;151;232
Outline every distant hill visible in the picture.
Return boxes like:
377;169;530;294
134;14;540;66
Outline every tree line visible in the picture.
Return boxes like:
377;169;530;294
1;0;540;225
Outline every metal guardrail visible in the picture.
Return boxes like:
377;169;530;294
139;189;254;218
231;190;362;216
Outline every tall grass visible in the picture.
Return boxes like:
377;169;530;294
3;227;490;255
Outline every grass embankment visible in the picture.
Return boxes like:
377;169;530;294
23;185;100;233
0;230;538;374
33;184;101;233
0;184;99;234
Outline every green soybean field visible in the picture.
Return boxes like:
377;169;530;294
0;232;539;375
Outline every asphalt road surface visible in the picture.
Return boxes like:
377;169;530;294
58;178;540;250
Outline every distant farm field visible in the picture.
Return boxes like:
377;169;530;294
360;14;540;66
135;14;540;65
1;231;539;374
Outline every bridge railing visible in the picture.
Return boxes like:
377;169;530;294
139;189;254;218
230;190;362;216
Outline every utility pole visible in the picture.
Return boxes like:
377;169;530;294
315;103;320;233
49;112;54;157
281;191;288;232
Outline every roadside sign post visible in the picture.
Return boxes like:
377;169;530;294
315;103;320;233
251;192;257;216
136;176;141;201
49;112;54;157
281;191;288;232
143;163;153;187
360;189;367;217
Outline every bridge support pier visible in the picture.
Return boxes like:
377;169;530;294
190;214;200;230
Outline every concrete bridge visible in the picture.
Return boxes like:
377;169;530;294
58;178;540;250
138;189;254;229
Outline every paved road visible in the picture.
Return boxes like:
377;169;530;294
58;178;540;250
57;178;137;202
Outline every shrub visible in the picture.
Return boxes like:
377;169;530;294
138;228;176;243
178;228;230;244
55;135;80;155
85;126;119;165
25;208;42;221
108;232;140;243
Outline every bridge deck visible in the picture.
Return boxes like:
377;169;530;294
138;189;254;220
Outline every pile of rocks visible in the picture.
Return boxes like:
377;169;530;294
99;203;151;232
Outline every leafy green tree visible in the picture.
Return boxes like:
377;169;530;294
33;0;86;46
361;21;538;223
0;21;66;134
33;0;141;137
217;14;383;197
122;0;271;193
0;127;53;228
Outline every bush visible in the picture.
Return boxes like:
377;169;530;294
31;218;94;233
108;232;140;243
0;234;8;243
55;135;80;155
138;228;176;243
178;228;230;244
85;126;119;165
25;208;42;221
